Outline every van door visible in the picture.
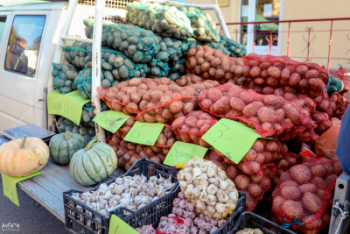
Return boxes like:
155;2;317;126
0;13;47;131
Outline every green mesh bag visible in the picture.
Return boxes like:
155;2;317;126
206;41;231;56
81;102;109;128
63;42;147;80
52;63;80;94
57;116;96;144
75;68;120;99
126;1;194;40
220;35;247;58
84;19;160;63
163;2;221;43
327;74;344;95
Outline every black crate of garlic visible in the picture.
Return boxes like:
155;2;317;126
63;158;179;234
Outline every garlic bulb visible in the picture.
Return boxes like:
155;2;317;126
177;156;239;220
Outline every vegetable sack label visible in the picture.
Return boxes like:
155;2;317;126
164;141;208;166
202;118;271;164
2;172;40;206
93;110;130;133
108;215;139;234
60;91;90;125
124;121;164;146
47;90;64;115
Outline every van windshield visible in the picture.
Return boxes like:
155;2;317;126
5;15;46;77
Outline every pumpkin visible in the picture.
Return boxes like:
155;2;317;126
0;135;49;177
49;131;86;165
70;136;117;186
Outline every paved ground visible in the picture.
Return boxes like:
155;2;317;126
0;176;69;234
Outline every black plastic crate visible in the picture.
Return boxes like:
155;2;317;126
64;158;179;234
228;212;297;234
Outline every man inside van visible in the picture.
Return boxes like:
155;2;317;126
5;36;29;74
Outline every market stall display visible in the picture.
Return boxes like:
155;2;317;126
57;116;96;144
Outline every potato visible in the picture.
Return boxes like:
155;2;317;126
242;102;264;118
261;122;274;133
257;107;277;123
299;183;317;194
303;215;322;230
281;186;301;200
289;73;301;87
281;68;291;80
169;101;183;114
214;97;230;113
309;78;325;92
234;174;250;190
303;192;322;213
250;66;261;78
290;164;312;183
248;184;263;198
282;200;304;220
208;89;223;102
295;65;308;75
266;77;279;87
229;97;245;111
284;103;302;123
267;66;281;79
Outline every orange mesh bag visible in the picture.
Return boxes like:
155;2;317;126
243;53;329;96
176;74;204;87
185;45;247;85
271;157;343;234
107;135;168;170
171;110;218;147
198;82;312;137
273;153;301;189
97;77;176;115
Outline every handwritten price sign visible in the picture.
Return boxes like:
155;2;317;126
47;90;64;115
93;110;130;133
2;172;40;206
108;215;139;234
124;122;164;146
163;142;208;166
202;118;271;164
60;91;90;125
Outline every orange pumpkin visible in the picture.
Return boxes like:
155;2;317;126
0;135;49;177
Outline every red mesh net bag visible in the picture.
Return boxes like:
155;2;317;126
97;77;176;115
171;110;218;147
334;98;350;120
198;82;313;137
107;135;168;170
243;53;329;96
273;153;301;189
185;45;246;85
271;157;343;234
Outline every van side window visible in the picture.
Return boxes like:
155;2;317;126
5;15;46;77
0;16;7;43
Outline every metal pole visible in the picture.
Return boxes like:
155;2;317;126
327;20;334;70
287;22;291;57
91;0;106;143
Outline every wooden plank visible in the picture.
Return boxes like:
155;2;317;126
17;159;125;223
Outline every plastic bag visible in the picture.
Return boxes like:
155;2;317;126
314;117;340;161
52;63;79;94
126;1;194;40
63;42;147;79
84;19;159;63
177;156;239;219
57;117;95;144
75;68;119;99
171;110;217;147
199;82;313;137
271;158;342;234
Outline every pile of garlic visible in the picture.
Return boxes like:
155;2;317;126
73;174;176;218
177;156;239;220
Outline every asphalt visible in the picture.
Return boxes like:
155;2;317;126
0;176;69;234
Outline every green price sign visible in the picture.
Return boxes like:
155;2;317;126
163;141;208;167
108;215;139;234
2;172;40;206
202;118;271;164
93;110;130;133
47;90;64;115
124;121;164;146
60;91;90;126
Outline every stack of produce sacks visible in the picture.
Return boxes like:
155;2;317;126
52;63;79;94
57;117;95;144
271;157;343;234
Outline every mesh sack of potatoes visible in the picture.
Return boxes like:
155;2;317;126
272;153;300;189
271;157;343;234
177;156;240;219
176;74;204;87
74;68;120;99
84;19;160;63
57;116;96;144
63;42;147;79
115;116;178;148
171;110;217;147
198;82;312;137
97;77;176;115
52;63;80;94
220;35;247;58
81;102;109;128
126;1;194;40
107;134;169;171
163;2;221;43
204;150;275;211
334;99;350;120
185;45;245;84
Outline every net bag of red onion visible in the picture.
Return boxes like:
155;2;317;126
171;110;217;147
271;157;343;234
198;82;312;137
